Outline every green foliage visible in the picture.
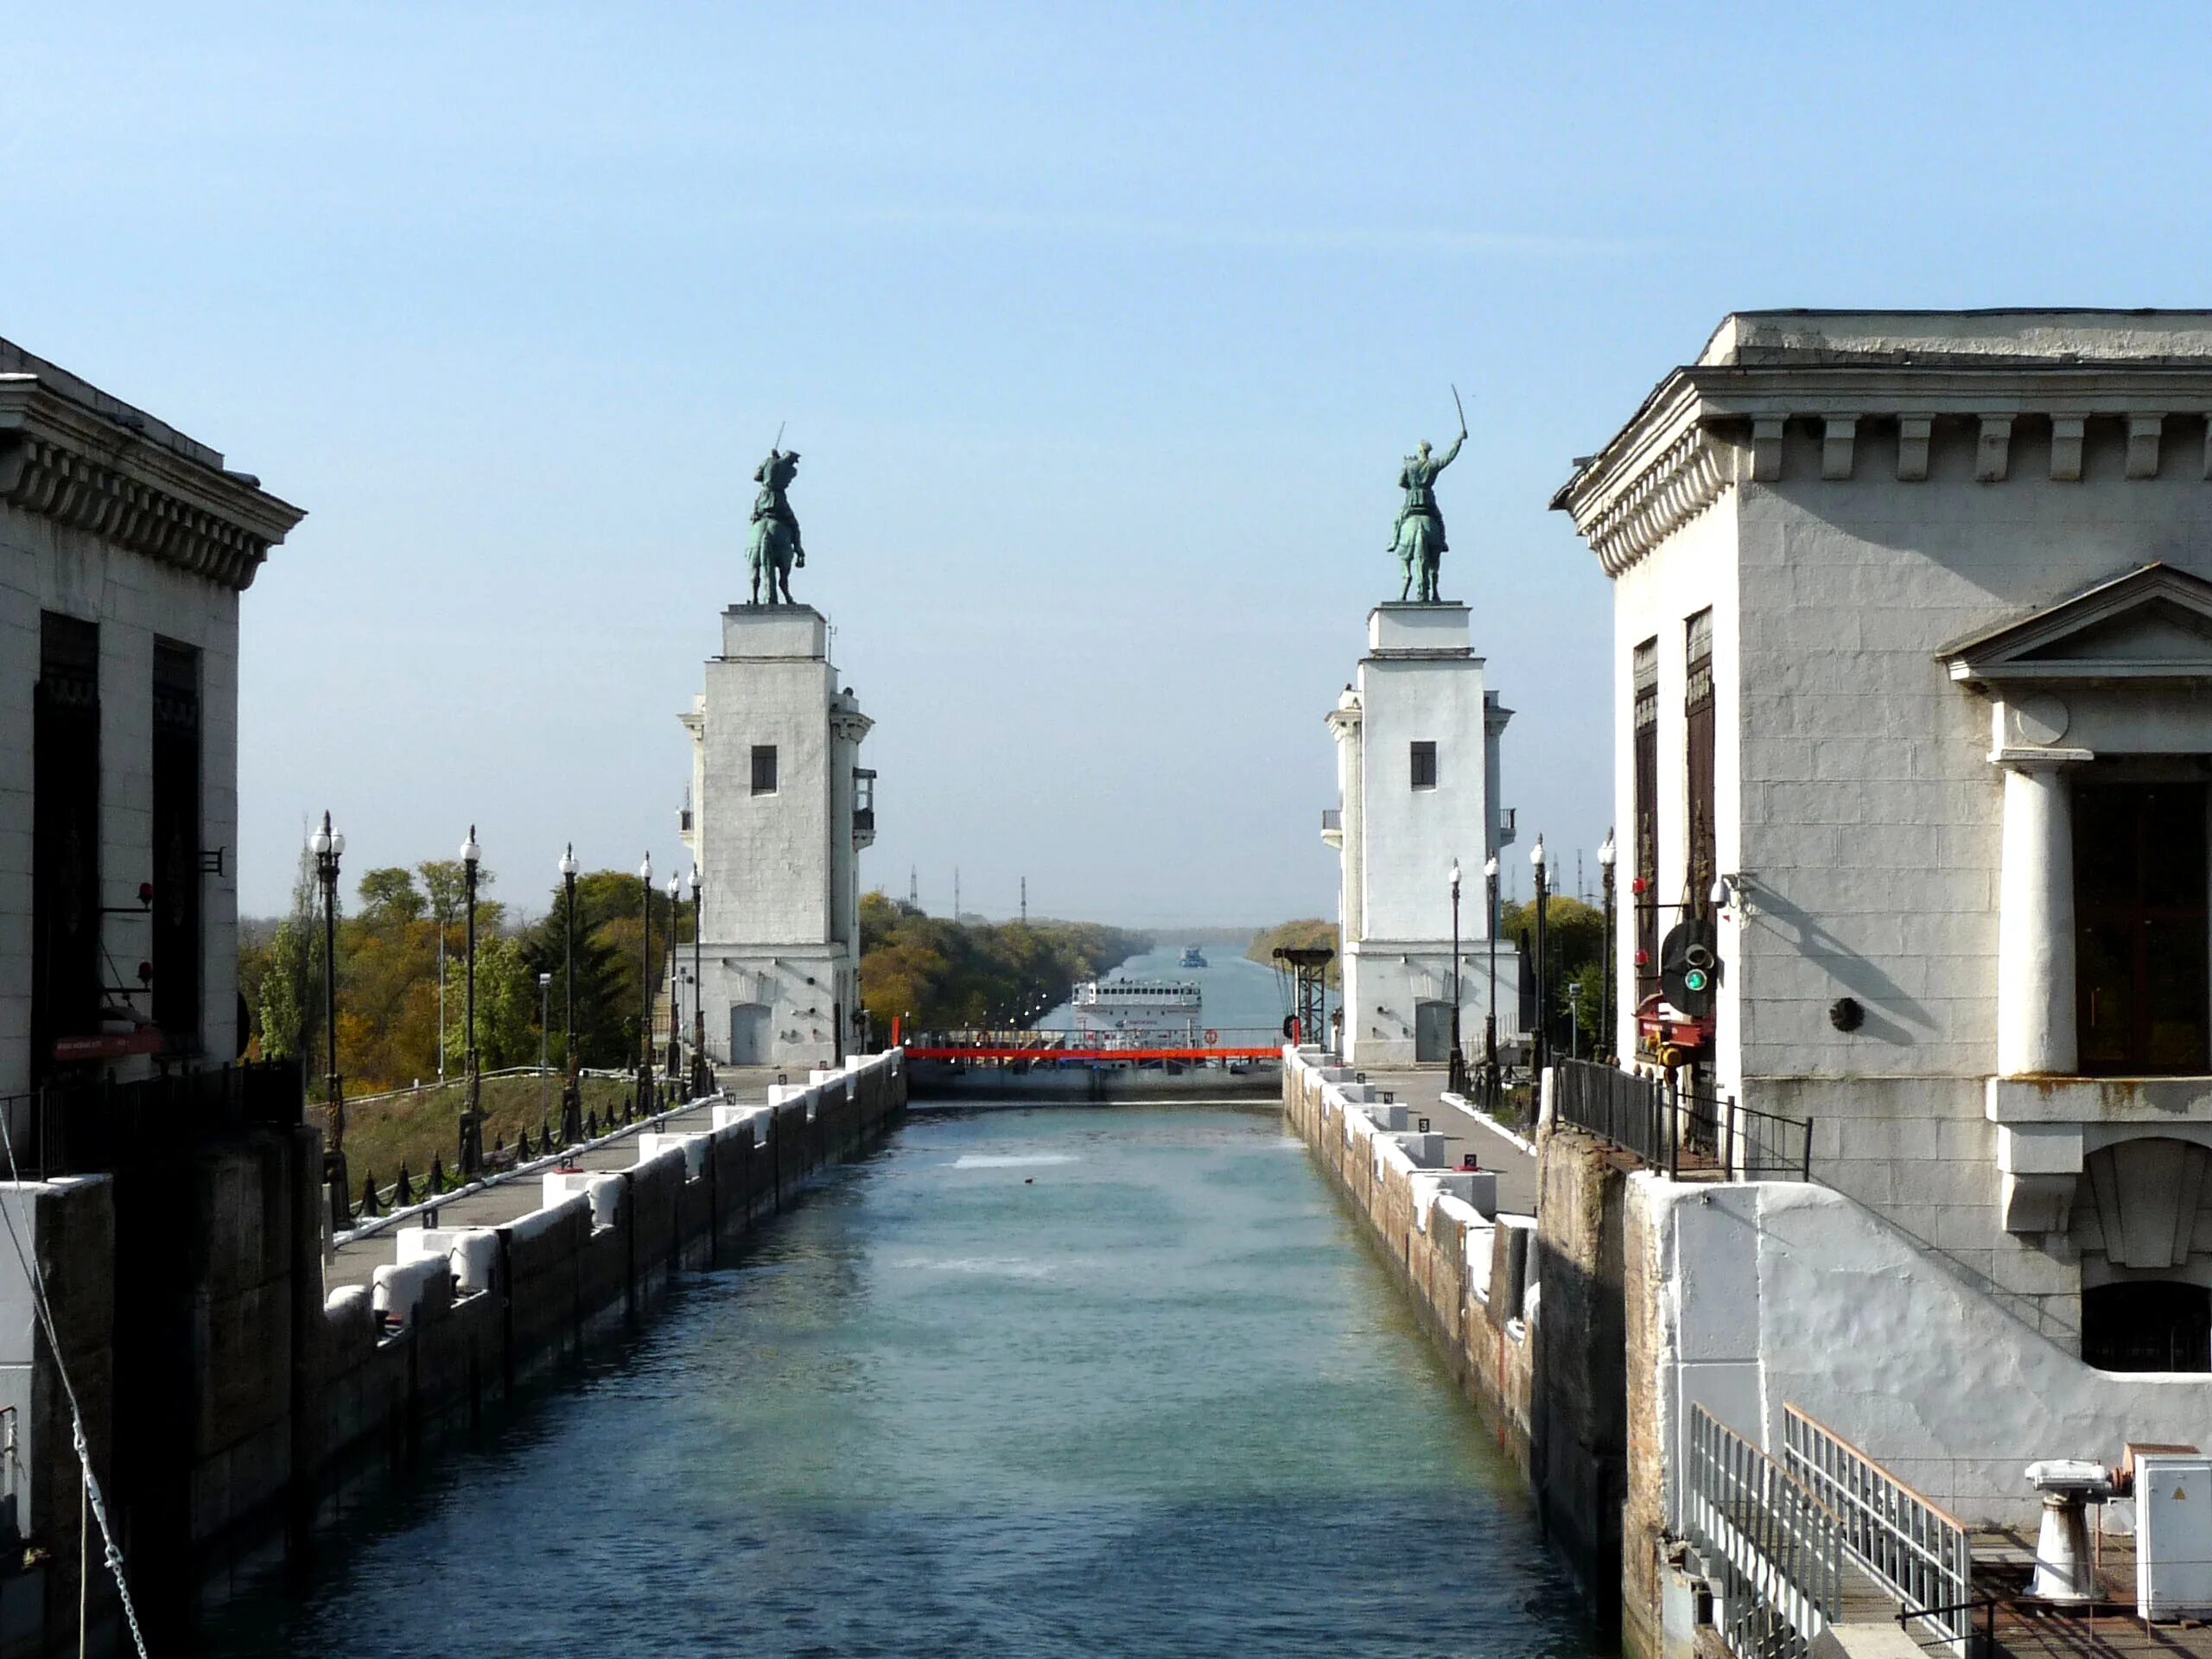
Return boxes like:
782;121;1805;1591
1499;893;1604;977
243;855;696;1096
859;892;1148;1032
416;858;474;922
258;843;324;1064
444;935;541;1069
356;867;425;924
1243;919;1342;986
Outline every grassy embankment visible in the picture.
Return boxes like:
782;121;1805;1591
327;1072;641;1200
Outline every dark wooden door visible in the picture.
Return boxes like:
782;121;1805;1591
2075;780;2209;1076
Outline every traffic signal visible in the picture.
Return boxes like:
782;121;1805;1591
1659;919;1721;1020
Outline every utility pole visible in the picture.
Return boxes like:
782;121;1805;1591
1020;876;1027;925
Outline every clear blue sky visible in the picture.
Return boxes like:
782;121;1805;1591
6;3;2201;925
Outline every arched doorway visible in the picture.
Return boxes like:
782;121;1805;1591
728;1002;771;1066
1414;999;1452;1064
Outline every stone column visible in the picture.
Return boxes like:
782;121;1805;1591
1996;759;2080;1076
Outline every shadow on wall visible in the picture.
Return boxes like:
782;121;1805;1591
1529;1145;1629;1633
1746;883;1932;1044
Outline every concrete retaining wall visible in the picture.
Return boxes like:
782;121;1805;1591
310;1052;905;1500
1282;1050;1538;1450
1281;1046;1631;1630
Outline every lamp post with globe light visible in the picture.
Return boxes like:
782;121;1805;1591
1598;830;1618;1064
1531;836;1550;1081
559;844;582;1147
690;869;708;1096
666;873;683;1081
637;853;653;1117
311;811;346;1224
1448;859;1466;1096
1484;852;1501;1108
460;826;485;1176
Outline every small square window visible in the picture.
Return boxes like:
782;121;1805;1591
751;745;779;795
1410;741;1437;790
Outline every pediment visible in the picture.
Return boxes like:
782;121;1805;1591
1941;563;2212;686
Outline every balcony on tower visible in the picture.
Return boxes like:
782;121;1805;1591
854;768;877;848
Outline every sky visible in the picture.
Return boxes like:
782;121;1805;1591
4;2;2205;927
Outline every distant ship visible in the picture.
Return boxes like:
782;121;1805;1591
1073;978;1203;1047
1177;945;1207;969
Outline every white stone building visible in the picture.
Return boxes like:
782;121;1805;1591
679;604;873;1070
1325;601;1522;1068
1556;309;2212;1370
0;339;302;1098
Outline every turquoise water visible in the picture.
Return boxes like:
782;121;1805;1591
207;1107;1596;1657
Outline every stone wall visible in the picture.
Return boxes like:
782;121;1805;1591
1281;1049;1627;1624
3;1051;906;1657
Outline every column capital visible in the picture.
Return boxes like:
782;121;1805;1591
1988;746;2094;771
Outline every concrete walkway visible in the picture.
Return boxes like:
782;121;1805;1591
1355;1067;1538;1215
324;1065;783;1294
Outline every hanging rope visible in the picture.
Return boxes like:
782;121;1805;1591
0;1110;153;1658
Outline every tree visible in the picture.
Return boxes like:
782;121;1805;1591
856;890;1148;1033
357;867;425;924
258;842;325;1069
416;857;492;926
1501;895;1604;978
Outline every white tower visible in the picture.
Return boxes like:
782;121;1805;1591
681;604;874;1070
1325;602;1520;1068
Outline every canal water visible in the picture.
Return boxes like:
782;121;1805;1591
207;1105;1597;1658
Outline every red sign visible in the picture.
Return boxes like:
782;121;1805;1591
51;1029;167;1062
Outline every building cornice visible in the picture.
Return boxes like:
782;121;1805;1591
0;376;304;591
1554;360;2212;580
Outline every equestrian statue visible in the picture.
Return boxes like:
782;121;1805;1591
748;445;805;605
1390;388;1467;603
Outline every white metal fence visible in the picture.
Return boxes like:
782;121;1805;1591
1685;1404;1841;1659
1782;1405;1974;1654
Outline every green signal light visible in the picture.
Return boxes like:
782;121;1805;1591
1684;969;1710;993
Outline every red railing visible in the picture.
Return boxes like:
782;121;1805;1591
905;1027;1283;1065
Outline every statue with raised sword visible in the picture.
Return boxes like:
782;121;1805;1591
1389;386;1467;604
748;431;806;606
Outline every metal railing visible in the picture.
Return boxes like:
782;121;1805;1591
1685;1403;1841;1659
1781;1406;1973;1655
1551;1060;1813;1181
1554;1058;1677;1170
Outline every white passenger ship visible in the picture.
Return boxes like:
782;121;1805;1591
1071;978;1203;1047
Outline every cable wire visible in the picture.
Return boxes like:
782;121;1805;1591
0;1107;151;1658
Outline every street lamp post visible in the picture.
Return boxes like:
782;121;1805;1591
559;844;582;1147
311;811;346;1228
666;873;683;1083
638;853;654;1117
1448;859;1466;1096
1531;836;1550;1083
460;827;485;1176
690;868;707;1096
538;970;553;1122
435;893;448;1082
1484;852;1500;1108
1598;830;1618;1065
